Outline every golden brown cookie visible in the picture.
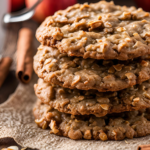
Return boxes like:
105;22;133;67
36;1;150;60
35;78;150;117
33;99;150;141
34;45;150;92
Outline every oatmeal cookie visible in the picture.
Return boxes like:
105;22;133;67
33;99;150;140
34;45;150;92
36;1;150;60
35;78;150;117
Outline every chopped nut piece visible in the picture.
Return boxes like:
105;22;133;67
145;13;150;17
116;27;126;32
80;3;90;10
108;66;115;73
100;104;109;110
46;112;53;121
68;129;82;140
71;75;81;86
125;73;135;80
98;15;102;20
113;64;124;71
141;60;149;67
130;95;135;101
119;12;131;20
42;121;48;129
78;96;84;100
131;125;136;129
144;92;150;99
57;88;65;94
88;20;103;30
35;118;45;124
49;120;59;134
142;19;147;23
84;130;92;139
97;98;110;104
99;132;108;141
142;85;146;91
112;130;117;136
133;97;140;102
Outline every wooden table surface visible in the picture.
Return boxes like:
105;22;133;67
0;0;136;149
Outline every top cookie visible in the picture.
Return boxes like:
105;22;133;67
36;1;150;60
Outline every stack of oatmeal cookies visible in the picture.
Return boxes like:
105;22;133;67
33;1;150;141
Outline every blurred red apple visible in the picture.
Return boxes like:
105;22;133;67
25;0;77;23
8;0;25;12
134;0;150;11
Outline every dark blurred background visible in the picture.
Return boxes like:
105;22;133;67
79;0;136;6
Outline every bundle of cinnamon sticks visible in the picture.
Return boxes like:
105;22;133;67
0;27;33;87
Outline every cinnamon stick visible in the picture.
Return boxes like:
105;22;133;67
0;57;12;87
138;144;150;150
16;28;33;84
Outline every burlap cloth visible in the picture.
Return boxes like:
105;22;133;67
0;73;150;150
